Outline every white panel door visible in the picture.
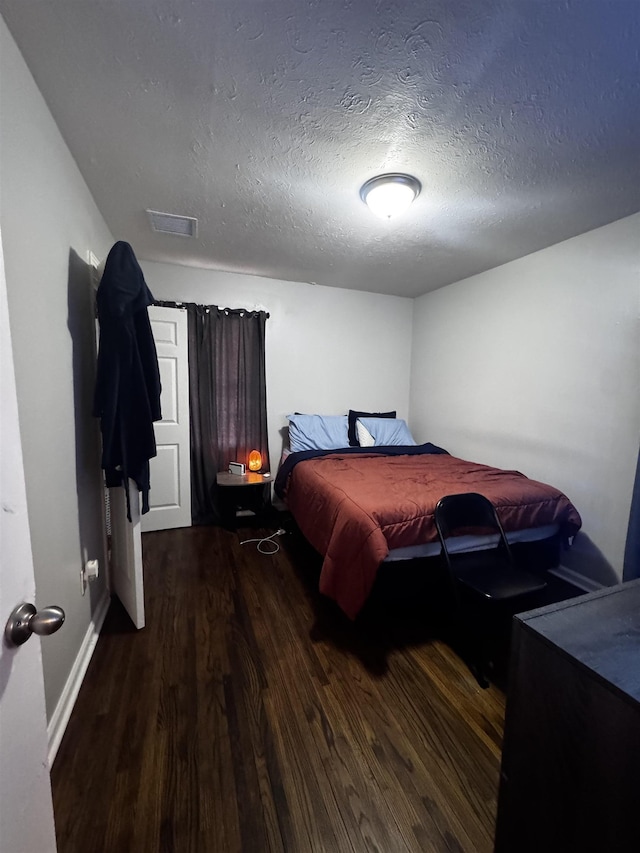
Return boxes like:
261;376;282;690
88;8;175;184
0;234;58;850
142;305;191;532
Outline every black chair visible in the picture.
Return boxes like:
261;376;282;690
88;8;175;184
434;492;547;687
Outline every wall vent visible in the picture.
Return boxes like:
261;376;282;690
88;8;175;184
146;209;198;238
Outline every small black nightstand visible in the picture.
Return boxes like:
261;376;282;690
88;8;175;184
216;471;272;529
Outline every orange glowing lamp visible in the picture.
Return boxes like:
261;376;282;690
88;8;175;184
248;450;262;472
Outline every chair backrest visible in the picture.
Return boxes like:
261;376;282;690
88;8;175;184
434;492;513;564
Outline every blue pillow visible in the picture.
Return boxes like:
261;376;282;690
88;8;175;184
357;417;417;447
287;414;350;453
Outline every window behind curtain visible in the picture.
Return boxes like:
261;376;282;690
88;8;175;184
187;305;269;525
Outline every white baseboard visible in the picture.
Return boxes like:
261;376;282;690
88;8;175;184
550;565;606;594
47;591;110;766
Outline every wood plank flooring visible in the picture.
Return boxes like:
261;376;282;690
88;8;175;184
51;522;507;852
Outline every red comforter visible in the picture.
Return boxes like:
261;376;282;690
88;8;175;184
280;450;582;619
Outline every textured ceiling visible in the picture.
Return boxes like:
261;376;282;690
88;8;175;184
2;0;639;298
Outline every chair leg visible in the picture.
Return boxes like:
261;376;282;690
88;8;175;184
449;637;491;688
469;660;490;689
460;602;492;688
441;576;492;688
448;607;491;688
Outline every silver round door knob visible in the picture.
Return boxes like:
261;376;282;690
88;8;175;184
4;603;65;647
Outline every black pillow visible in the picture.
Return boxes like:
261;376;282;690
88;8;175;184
348;409;396;446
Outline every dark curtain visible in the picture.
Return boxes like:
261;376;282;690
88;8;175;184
623;446;640;580
187;304;269;525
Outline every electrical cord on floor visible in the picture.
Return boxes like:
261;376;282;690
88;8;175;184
240;528;286;555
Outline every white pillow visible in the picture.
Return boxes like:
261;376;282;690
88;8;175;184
356;420;375;447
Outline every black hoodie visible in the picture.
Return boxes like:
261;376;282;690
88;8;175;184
93;241;161;520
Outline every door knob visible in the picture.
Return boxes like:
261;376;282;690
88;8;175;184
4;603;65;647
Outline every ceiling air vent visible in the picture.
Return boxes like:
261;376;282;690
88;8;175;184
146;209;198;238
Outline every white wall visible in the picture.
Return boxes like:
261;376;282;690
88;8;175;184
0;19;114;719
143;261;414;473
410;213;640;584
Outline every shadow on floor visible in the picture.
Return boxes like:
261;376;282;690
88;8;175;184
98;594;139;634
280;516;587;686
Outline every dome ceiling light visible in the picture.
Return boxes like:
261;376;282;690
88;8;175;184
360;173;421;219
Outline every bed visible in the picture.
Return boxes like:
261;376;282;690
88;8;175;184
274;420;582;619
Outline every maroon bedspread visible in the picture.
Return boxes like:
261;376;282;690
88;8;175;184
281;451;582;619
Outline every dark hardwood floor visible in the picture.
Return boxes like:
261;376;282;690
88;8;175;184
51;522;509;853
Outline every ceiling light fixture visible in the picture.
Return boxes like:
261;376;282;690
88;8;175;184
360;173;421;219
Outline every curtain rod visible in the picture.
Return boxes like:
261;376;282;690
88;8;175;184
153;299;269;319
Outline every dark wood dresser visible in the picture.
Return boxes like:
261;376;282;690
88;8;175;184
494;578;640;853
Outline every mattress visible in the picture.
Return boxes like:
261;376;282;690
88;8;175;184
384;523;560;561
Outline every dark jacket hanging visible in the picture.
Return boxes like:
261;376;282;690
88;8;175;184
93;241;161;520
